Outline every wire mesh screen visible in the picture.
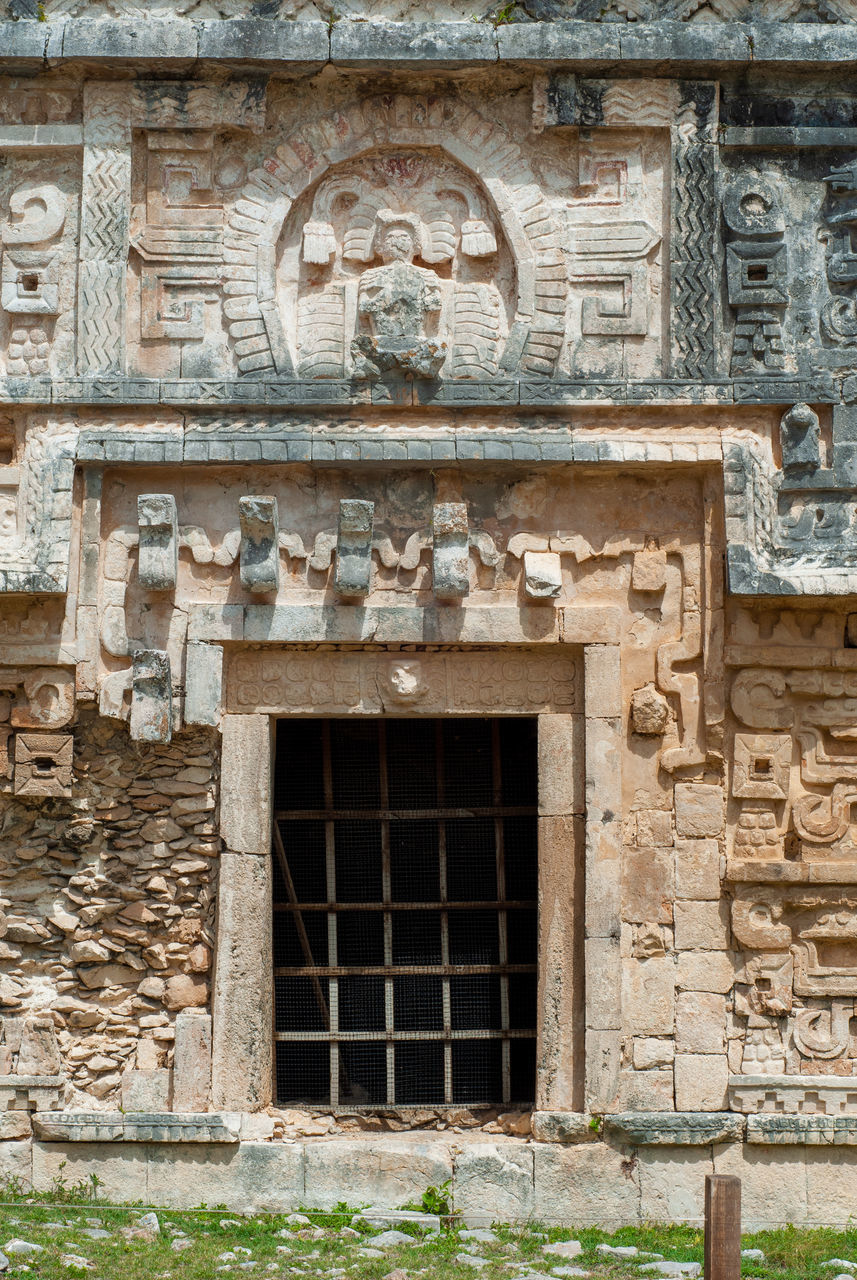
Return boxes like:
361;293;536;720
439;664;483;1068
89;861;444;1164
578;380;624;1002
273;717;538;1110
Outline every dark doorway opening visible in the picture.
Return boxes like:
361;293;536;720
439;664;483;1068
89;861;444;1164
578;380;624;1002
272;717;538;1110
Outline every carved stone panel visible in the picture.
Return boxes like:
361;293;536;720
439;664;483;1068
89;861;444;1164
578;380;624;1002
13;731;73;797
226;649;580;716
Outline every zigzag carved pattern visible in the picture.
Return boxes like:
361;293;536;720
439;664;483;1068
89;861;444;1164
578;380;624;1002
672;143;717;378
81;152;129;262
79;262;123;374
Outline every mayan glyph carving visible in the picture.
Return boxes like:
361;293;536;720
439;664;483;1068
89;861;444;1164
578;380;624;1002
130;133;224;346
819;157;857;353
723;175;788;376
227;649;580;715
0;417;77;593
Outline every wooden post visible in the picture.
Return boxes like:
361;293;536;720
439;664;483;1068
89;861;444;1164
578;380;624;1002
704;1174;741;1280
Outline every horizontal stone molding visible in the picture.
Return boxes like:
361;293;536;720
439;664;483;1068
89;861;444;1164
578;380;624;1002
0;375;839;410
3;20;857;70
32;1112;240;1143
604;1112;745;1146
730;1074;857;1115
188;603;616;650
747;1114;857;1145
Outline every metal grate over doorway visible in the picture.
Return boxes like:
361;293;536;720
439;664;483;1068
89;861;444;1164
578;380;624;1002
272;717;538;1110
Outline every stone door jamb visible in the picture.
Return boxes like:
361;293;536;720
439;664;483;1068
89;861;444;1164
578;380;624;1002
211;639;622;1120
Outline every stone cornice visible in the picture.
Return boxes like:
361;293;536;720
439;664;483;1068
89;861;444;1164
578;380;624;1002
2;18;857;71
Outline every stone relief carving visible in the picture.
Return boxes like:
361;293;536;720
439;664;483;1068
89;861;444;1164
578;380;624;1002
227;649;579;715
724;405;857;595
130;133;224;348
224;94;568;380
722;175;788;377
0;418;77;593
819;157;857;352
295;155;505;381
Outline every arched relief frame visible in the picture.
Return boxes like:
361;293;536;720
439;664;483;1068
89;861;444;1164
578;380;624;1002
212;638;622;1127
225;94;566;379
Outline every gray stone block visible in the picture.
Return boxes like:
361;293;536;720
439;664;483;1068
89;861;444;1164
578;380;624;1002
605;1112;745;1146
184;642;223;728
496;20;621;63
333;499;374;599
137;494;177;592
197;19;329;64
61;19;198;59
238;496;279;594
332;20;497;66
129;650;172;745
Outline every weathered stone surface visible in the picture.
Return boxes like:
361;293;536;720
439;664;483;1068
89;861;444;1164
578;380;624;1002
605;1113;744;1146
5;23;857;1226
172;1013;211;1113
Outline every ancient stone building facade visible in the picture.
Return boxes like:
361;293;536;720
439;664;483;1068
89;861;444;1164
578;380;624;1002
4;1;857;1225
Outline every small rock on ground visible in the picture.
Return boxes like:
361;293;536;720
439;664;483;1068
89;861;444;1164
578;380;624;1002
461;1229;499;1244
60;1257;95;1273
822;1264;857;1272
455;1254;488;1269
543;1241;583;1260
79;1229;110;1240
136;1213;160;1234
371;1231;415;1247
741;1249;765;1262
3;1241;44;1256
638;1266;700;1279
598;1245;638;1259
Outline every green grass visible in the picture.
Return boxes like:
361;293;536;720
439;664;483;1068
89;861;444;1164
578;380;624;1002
0;1182;855;1280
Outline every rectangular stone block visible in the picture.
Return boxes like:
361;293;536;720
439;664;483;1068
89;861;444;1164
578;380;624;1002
713;1141;808;1230
121;1068;171;1113
674;1053;729;1111
584;643;622;719
676;951;735;994
673;899;730;951
454;1143;534;1226
623;955;676;1036
33;1142;146;1203
184;642;223;728
674;782;724;837
675;838;721;900
148;1141;304;1213
675;990;726;1054
304;1138;453;1211
585;937;621;1030
533;1143;639;1226
173;1012;211;1113
220;715;272;854
622;846;674;924
538;713;583;816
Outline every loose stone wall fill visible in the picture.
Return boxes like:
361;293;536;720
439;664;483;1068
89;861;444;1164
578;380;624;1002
0;714;218;1116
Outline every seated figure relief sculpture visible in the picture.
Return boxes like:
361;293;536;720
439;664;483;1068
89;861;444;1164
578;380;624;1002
293;152;506;381
351;213;446;379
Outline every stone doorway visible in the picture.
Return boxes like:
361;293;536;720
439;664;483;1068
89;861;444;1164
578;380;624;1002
214;641;615;1121
271;716;539;1113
